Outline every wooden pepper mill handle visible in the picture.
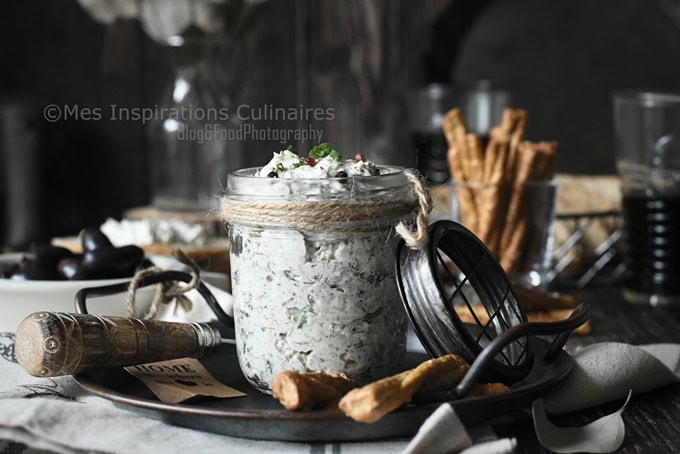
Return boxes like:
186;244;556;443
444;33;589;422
15;312;222;377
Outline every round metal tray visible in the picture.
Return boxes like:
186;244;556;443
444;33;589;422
74;337;571;442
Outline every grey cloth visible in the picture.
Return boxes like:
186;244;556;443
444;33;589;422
541;342;680;414
533;342;680;453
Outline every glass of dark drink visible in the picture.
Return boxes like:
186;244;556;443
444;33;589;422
613;91;680;306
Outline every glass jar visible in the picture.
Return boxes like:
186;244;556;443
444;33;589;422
222;167;415;393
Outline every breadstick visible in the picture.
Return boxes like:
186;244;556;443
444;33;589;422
479;108;525;254
338;354;469;423
482;137;504;182
448;144;479;232
526;309;592;335
443;109;478;229
489;108;524;179
444;112;487;237
500;140;558;274
532;142;558;180
453;302;489;326
507;110;528;179
491;108;517;139
272;371;357;411
468;382;510;397
465;133;485;182
476;140;509;255
447;144;465;181
499;215;529;274
499;142;542;273
442;108;468;149
517;142;557;270
443;108;473;182
454;304;590;335
509;110;527;149
513;286;576;311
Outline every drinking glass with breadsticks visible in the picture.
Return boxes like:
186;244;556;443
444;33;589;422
444;107;558;290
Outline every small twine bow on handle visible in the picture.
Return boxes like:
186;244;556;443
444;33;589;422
125;249;201;320
396;169;433;249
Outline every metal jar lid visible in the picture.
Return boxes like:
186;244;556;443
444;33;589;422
395;220;533;383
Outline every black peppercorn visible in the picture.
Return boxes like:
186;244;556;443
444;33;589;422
267;171;279;178
336;171;348;178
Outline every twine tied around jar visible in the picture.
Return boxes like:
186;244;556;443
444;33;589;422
219;168;432;248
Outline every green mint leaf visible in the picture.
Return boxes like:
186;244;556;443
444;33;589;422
287;145;298;155
309;147;324;159
329;150;343;162
309;143;334;159
276;163;285;171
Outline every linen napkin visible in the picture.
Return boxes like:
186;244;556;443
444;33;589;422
404;342;680;454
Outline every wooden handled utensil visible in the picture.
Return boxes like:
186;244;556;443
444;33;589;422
15;312;225;377
15;270;234;378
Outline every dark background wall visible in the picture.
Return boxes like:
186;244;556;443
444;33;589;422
1;0;680;248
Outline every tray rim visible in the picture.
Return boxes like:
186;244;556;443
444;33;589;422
73;338;572;441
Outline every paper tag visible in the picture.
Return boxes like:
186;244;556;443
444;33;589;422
125;358;246;404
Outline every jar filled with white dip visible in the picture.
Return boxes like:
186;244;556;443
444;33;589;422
221;145;418;393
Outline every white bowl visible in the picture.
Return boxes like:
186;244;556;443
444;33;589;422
0;254;231;332
0;253;155;332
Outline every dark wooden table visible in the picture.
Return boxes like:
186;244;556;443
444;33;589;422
499;285;680;453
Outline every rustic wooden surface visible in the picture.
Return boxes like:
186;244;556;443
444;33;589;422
503;285;680;453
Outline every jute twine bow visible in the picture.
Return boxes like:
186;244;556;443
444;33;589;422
220;168;433;248
125;249;201;320
396;169;433;248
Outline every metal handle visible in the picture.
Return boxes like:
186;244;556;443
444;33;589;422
74;270;234;330
15;311;222;377
454;302;591;397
